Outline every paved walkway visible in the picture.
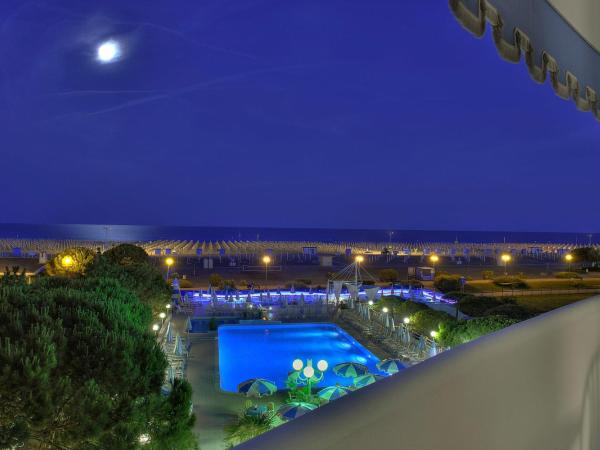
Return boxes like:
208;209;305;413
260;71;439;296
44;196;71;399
472;288;600;297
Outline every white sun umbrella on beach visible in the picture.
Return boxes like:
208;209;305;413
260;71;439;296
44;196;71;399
365;286;379;303
211;291;218;307
165;322;173;343
282;294;287;308
235;291;240;302
259;292;264;303
185;317;192;333
246;293;252;303
299;293;305;306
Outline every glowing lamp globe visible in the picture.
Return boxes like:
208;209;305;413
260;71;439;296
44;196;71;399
292;359;304;371
501;254;512;263
430;330;438;338
165;257;174;267
303;366;315;378
565;254;573;262
368;300;374;306
138;434;150;445
159;312;166;319
262;255;271;264
355;255;364;263
317;360;328;372
382;307;389;313
152;324;160;332
430;254;439;263
61;255;74;267
165;304;172;309
403;317;410;324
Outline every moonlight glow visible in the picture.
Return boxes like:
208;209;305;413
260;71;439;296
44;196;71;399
97;40;121;63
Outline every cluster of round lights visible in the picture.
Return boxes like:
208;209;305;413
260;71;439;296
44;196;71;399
292;358;328;379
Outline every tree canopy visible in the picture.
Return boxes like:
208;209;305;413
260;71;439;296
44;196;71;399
1;260;196;449
46;247;96;276
104;244;150;266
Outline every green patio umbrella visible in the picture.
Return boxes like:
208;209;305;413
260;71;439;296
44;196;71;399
353;373;383;389
317;385;350;402
376;359;404;375
277;402;317;421
237;378;277;397
333;362;369;378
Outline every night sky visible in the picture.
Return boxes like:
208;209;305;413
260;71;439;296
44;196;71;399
1;0;599;232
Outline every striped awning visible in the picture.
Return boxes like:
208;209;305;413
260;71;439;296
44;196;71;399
449;0;600;122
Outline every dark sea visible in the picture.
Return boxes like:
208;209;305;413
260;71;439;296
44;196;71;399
0;223;594;244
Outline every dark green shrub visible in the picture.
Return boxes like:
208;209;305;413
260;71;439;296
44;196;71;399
554;271;582;279
409;309;455;336
439;316;518;347
208;317;217;331
482;270;495;280
484;303;531;321
434;275;463;293
373;296;428;317
458;295;503;317
493;276;528;289
104;243;149;266
378;268;400;283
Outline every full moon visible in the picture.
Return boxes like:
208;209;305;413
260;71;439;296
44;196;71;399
97;40;121;63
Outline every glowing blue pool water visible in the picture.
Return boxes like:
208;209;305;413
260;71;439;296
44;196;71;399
218;323;383;392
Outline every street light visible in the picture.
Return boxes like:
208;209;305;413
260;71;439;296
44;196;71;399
501;253;512;275
403;317;410;324
354;255;364;286
292;358;328;396
429;254;439;300
565;253;574;272
262;255;271;283
165;257;174;279
165;303;172;310
152;323;160;333
430;330;438;339
159;312;166;325
61;255;74;268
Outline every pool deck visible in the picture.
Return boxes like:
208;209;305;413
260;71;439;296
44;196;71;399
172;312;400;450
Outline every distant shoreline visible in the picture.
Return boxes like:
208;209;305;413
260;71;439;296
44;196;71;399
0;223;595;245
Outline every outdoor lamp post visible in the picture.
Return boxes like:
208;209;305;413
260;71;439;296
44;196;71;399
354;255;364;286
152;323;160;334
61;255;74;269
159;312;166;325
165;257;174;279
262;255;271;283
429;254;439;301
565;253;574;272
292;358;328;396
501;253;512;275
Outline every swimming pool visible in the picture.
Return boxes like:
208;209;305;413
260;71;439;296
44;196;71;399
218;323;383;392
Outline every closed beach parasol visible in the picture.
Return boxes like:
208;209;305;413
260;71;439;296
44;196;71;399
237;378;277;397
353;373;383;389
333;362;369;378
277;402;317;421
377;359;404;375
317;385;350;401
